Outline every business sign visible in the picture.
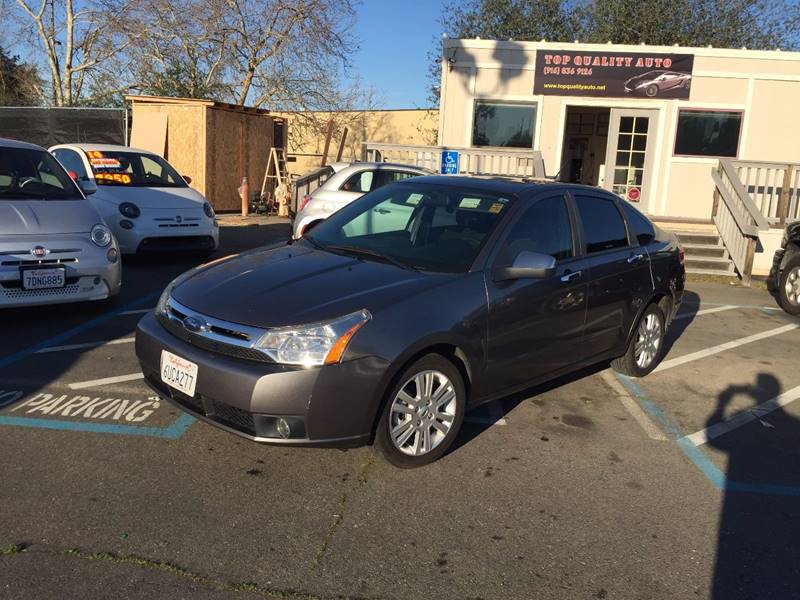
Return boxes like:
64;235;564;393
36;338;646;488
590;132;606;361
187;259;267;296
534;50;694;99
441;150;459;175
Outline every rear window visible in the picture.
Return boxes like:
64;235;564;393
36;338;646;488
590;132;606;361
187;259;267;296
621;202;656;246
0;147;83;201
575;195;629;253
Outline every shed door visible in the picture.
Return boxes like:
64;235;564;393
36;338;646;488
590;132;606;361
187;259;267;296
603;109;658;210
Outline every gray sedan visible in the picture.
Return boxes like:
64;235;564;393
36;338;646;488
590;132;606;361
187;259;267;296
0;138;121;308
137;177;684;467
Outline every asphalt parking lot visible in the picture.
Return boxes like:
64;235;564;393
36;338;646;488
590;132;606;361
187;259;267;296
2;222;800;600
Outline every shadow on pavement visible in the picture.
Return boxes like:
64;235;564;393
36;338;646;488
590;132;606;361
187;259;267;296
708;373;800;599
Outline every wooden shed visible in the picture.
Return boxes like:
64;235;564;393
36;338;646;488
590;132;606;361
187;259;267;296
125;95;286;212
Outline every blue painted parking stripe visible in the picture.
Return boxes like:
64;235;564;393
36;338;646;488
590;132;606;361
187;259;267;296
0;412;195;439
0;293;159;370
614;373;800;497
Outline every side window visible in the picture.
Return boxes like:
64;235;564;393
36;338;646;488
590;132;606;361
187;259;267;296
496;195;574;265
575;195;629;253
53;149;88;179
620;202;655;246
341;170;375;193
387;170;415;183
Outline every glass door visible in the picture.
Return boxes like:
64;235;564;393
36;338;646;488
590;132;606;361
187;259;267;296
603;109;658;208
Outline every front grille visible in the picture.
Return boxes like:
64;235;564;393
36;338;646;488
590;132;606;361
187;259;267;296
2;277;80;290
157;223;200;228
210;400;256;435
156;312;271;363
0;282;82;298
136;236;214;253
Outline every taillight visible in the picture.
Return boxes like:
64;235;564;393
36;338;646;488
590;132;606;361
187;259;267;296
299;194;312;212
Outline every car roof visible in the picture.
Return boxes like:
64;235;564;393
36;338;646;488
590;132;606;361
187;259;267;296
51;143;155;155
0;137;47;151
403;175;607;197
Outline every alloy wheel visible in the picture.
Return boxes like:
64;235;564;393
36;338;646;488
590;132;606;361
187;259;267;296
634;313;662;369
389;370;457;456
784;267;800;306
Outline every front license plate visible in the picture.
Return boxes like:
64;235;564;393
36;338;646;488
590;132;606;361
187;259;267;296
21;267;65;290
160;350;199;397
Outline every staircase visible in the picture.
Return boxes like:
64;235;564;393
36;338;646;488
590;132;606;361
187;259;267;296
675;230;736;276
656;223;737;277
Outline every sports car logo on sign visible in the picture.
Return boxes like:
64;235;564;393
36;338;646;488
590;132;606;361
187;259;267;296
182;316;209;333
30;246;49;258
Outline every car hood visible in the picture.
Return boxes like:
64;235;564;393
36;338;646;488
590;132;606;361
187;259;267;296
173;244;451;328
92;185;206;209
0;200;101;235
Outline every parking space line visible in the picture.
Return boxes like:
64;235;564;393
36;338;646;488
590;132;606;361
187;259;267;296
68;373;144;390
0;412;195;439
35;337;135;354
684;384;800;447
673;305;737;321
0;293;159;370
119;308;153;316
600;371;667;440
654;324;799;373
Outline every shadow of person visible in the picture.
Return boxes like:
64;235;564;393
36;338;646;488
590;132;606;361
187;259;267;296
707;373;800;599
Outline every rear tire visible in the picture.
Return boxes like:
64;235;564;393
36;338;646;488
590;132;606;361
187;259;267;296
374;354;466;468
645;84;659;97
777;256;800;316
611;303;666;377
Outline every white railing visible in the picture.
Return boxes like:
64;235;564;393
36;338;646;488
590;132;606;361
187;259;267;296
730;161;800;225
711;160;771;285
361;143;547;179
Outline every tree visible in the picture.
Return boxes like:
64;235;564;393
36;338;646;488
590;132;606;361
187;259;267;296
0;47;42;105
10;0;137;106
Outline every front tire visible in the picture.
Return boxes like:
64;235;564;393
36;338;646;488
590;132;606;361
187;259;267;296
374;354;466;468
611;303;666;377
777;256;800;316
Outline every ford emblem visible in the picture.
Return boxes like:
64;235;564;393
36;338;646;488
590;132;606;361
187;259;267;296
183;316;209;333
30;246;49;258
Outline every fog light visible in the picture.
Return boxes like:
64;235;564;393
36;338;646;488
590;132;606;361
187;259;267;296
93;277;101;285
120;219;134;230
106;247;118;263
276;418;291;439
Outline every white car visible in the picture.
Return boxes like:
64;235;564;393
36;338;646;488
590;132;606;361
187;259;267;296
0;138;121;308
292;162;431;238
50;143;219;255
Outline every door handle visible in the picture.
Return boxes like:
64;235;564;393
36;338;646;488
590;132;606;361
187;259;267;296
560;270;582;283
627;253;645;264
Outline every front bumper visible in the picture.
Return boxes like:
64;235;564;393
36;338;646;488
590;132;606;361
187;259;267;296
135;312;390;446
0;234;121;308
767;248;785;296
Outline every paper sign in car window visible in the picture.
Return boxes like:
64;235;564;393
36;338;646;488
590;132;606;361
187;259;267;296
489;202;504;214
406;193;424;206
90;157;122;169
459;197;482;209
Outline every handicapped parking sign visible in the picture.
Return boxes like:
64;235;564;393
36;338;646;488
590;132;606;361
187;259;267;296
440;150;459;175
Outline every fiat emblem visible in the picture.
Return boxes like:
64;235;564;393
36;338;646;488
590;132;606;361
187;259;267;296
176;215;183;223
30;246;49;258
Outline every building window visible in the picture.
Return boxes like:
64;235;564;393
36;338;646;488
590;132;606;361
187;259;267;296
674;110;742;158
472;101;536;148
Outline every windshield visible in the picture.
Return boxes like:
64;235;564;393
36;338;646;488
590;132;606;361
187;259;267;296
86;150;187;188
306;182;514;273
0;147;84;201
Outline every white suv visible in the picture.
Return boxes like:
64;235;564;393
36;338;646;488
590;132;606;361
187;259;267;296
292;162;431;239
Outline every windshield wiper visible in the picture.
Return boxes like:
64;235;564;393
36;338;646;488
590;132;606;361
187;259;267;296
324;244;418;271
303;235;327;250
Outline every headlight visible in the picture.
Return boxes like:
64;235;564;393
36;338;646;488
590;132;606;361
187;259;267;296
119;202;140;219
90;223;112;247
203;202;215;218
256;309;371;366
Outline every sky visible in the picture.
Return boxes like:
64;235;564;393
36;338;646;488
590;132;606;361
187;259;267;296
349;0;447;109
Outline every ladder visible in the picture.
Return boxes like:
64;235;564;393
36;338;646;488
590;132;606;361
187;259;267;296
260;147;289;198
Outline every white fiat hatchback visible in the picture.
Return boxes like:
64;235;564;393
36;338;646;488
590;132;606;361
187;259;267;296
50;144;219;255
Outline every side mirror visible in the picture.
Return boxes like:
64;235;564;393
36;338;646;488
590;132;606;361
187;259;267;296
493;251;556;282
182;175;192;184
78;178;97;196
